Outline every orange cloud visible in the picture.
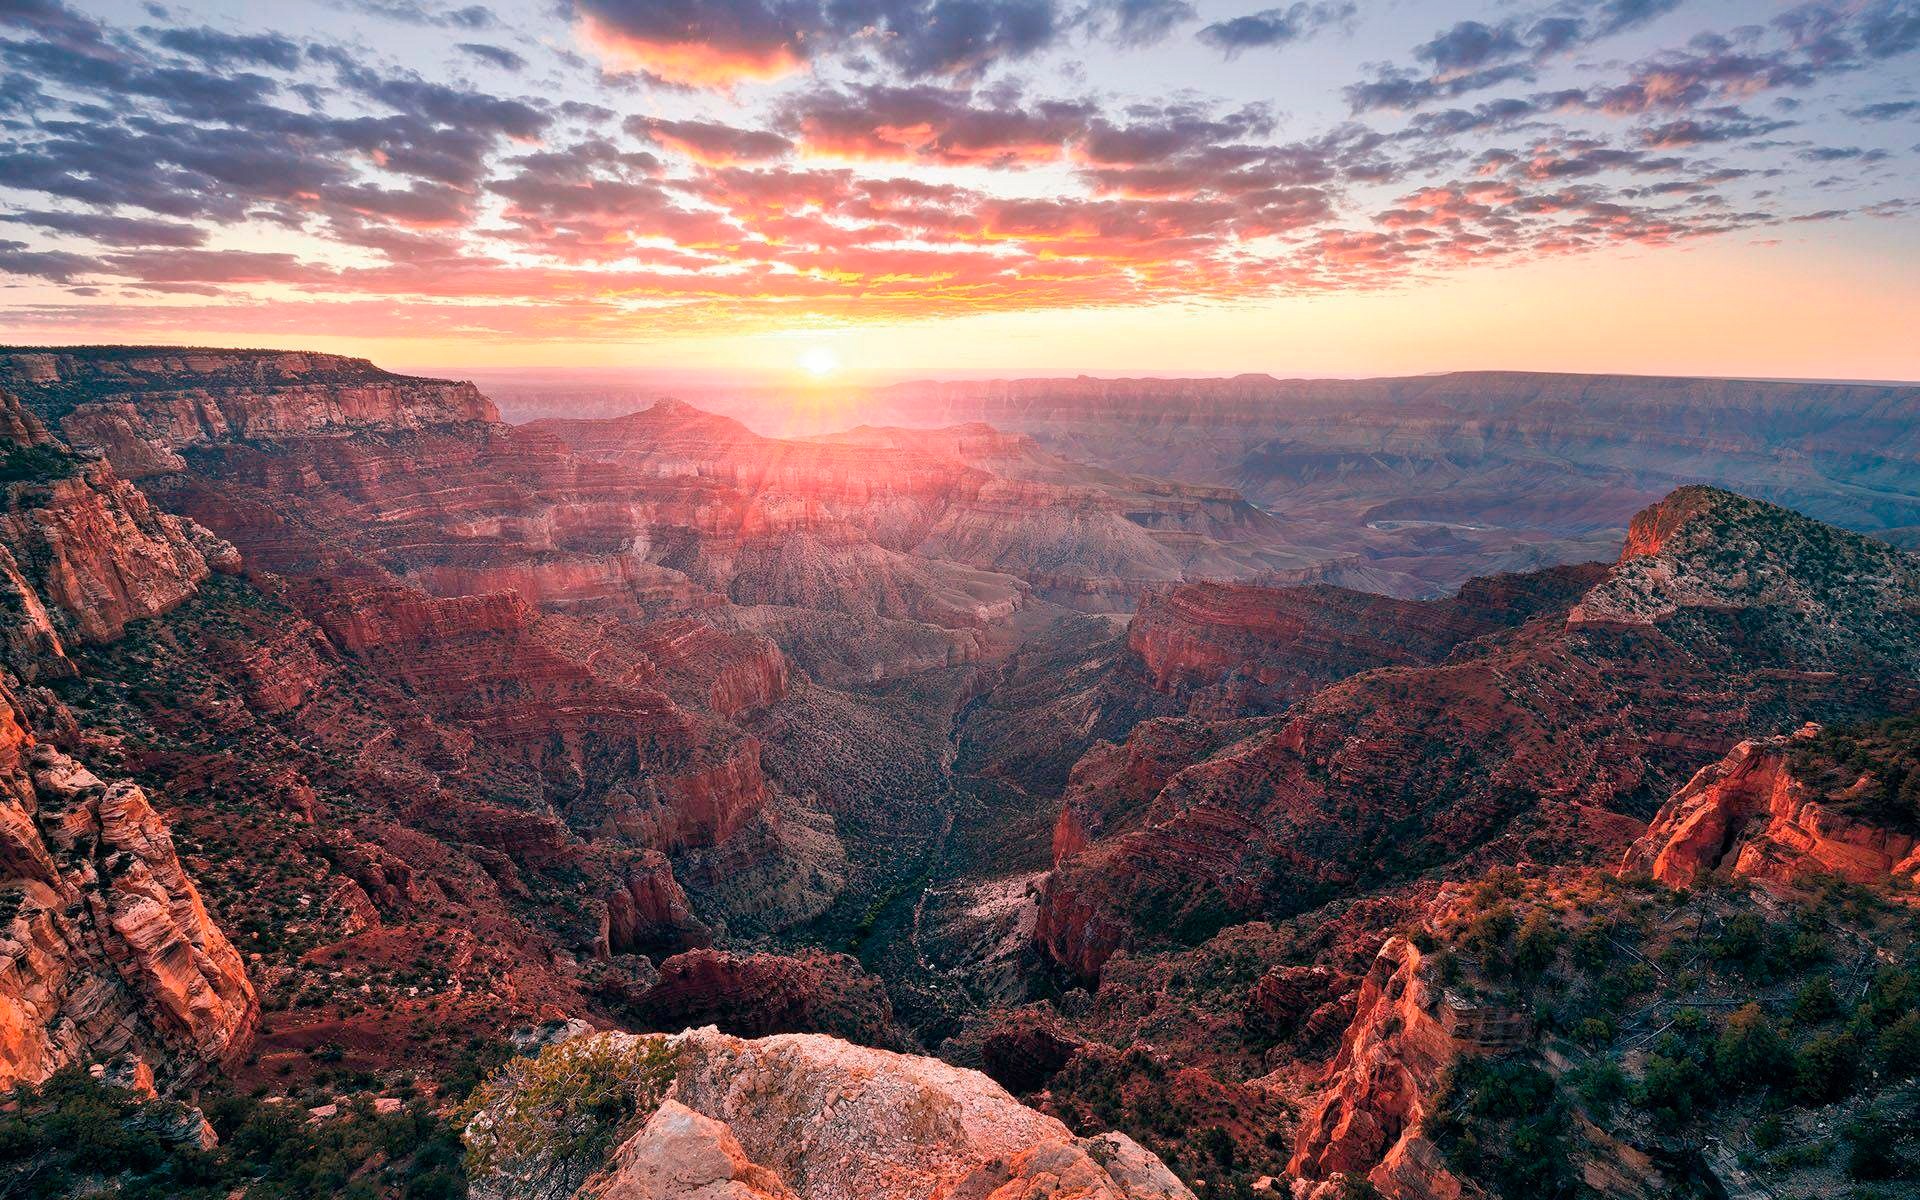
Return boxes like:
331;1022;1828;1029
577;15;804;87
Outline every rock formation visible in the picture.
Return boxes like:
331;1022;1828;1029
473;1028;1195;1200
1289;937;1527;1198
0;678;257;1090
1625;726;1920;890
0;389;233;661
1127;564;1604;716
862;371;1920;592
0;389;257;1091
620;949;899;1048
1038;487;1920;980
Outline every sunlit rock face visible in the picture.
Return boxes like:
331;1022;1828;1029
0;398;257;1090
0;387;232;662
1037;488;1920;981
0;348;497;478
468;1028;1195;1200
1289;936;1527;1199
1625;726;1920;891
0;680;257;1091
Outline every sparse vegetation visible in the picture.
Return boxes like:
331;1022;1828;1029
1429;870;1920;1196
0;442;80;483
0;1068;465;1200
456;1036;677;1197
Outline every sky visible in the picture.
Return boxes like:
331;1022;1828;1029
0;0;1916;380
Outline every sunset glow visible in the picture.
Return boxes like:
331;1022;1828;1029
798;346;841;378
0;1;1915;379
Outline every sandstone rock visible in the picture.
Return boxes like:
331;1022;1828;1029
469;1029;1194;1200
585;1099;796;1200
606;851;711;956
1246;965;1354;1041
1036;488;1920;981
0;348;498;478
624;949;897;1048
0;459;215;644
0;680;256;1090
1126;566;1599;718
1623;730;1920;890
1289;937;1525;1198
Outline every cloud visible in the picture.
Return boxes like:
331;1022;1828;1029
1637;111;1794;148
148;26;303;70
0;0;1911;341
1347;0;1682;113
1196;1;1351;55
1084;0;1195;47
628;117;793;165
456;42;527;71
336;0;494;29
1848;99;1920;120
1;209;210;246
1415;20;1524;74
0;238;98;282
779;82;1094;164
570;0;1070;85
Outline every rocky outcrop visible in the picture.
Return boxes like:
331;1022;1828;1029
0;456;231;651
1036;489;1920;981
1623;730;1920;889
1126;564;1601;716
1246;964;1355;1043
0;678;256;1090
1570;486;1920;636
586;1099;796;1200
1289;937;1527;1199
478;1028;1195;1200
301;579;773;849
606;851;712;956
0;348;496;477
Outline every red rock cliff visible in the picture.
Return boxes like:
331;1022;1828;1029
0;677;257;1090
1623;730;1920;890
1290;936;1527;1199
0;348;496;477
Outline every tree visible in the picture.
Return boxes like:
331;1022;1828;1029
1792;1031;1859;1105
1512;909;1563;977
1714;1004;1789;1090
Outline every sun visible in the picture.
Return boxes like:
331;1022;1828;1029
798;346;841;378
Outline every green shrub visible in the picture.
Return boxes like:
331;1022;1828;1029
458;1036;678;1194
1512;910;1563;978
1714;1004;1790;1091
1430;1058;1575;1199
1876;1011;1920;1078
0;443;80;484
1792;1031;1860;1105
1794;976;1840;1024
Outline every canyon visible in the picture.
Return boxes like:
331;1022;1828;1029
493;370;1920;597
2;347;1918;1199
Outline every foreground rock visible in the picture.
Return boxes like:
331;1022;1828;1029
471;1028;1193;1200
